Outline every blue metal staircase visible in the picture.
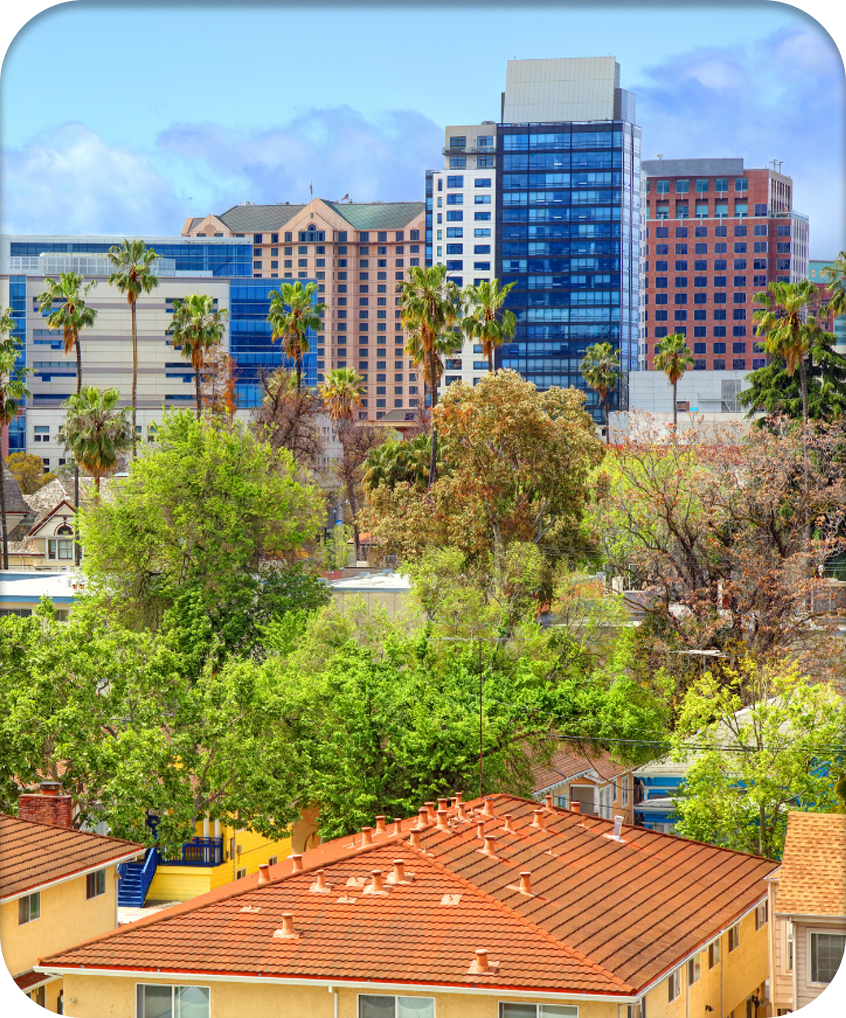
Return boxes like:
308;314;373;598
117;847;158;907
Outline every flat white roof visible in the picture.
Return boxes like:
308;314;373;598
327;571;411;594
0;571;81;604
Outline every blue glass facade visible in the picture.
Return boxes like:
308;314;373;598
229;279;318;407
496;122;641;419
6;276;28;452
10;241;251;278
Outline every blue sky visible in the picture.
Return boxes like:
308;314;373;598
0;1;844;258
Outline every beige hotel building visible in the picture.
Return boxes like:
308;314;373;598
183;200;425;423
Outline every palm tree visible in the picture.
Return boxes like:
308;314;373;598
821;251;846;320
105;239;159;457
580;342;621;445
60;388;132;501
461;278;516;373
319;368;367;559
166;294;229;418
266;281;326;391
36;272;98;564
398;264;462;486
753;280;827;428
0;317;32;569
36;273;97;394
654;333;695;428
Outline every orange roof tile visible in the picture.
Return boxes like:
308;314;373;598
532;747;631;793
38;795;777;997
775;812;846;918
0;814;143;901
13;970;58;993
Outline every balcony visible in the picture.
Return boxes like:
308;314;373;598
442;146;495;156
160;837;224;867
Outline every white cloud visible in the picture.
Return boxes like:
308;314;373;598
634;26;846;258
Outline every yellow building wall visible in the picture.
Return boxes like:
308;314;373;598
146;819;301;903
57;974;624;1018
644;909;770;1018
2;867;121;1013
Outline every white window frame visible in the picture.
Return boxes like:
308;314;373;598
18;891;40;925
622;775;630;807
687;954;701;984
709;938;721;968
668;968;682;1002
785;921;794;972
358;993;436;1017
728;922;740;952
136;984;210;1018
755;901;768;929
499;1005;579;1018
807;929;846;986
86;867;106;899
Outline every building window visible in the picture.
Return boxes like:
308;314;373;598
786;922;794;971
709;939;721;968
34;425;49;442
755;901;768;929
450;157;466;168
447;175;464;188
475;195;492;204
728;924;740;952
695;179;709;193
18;891;40;925
47;538;74;561
668;969;682;1002
86;868;106;899
499;1007;577;1018
687;955;701;984
446;194;463;205
136;985;210;1018
656;180;670;193
810;933;846;984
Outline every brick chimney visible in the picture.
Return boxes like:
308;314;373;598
18;782;74;829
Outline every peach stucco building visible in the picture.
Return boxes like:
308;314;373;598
183;200;425;423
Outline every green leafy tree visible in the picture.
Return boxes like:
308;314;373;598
320;367;367;558
398;264;462;486
365;371;603;602
60;387;132;500
0;319;31;569
580;342;621;444
671;658;846;857
738;337;846;421
267;281;326;391
79;410;324;629
0;600;301;853
653;333;695;428
4;452;56;494
460;278;516;373
166;294;229;418
254;603;666;838
106;239;159;457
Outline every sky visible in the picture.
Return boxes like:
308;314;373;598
0;1;844;259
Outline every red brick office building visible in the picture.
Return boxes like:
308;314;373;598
640;158;809;372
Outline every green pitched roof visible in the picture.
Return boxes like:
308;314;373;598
323;201;424;230
214;201;424;234
217;204;306;232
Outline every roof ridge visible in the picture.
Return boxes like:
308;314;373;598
0;813;141;851
403;834;633;991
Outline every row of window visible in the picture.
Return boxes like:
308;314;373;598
650;177;749;194
252;230;420;244
652;202;776;219
649;223;792;239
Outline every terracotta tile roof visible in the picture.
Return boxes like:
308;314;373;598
38;795;777;996
775;812;846;918
0;814;143;901
532;747;631;793
13;969;57;992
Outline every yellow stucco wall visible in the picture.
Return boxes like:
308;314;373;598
55;974;624;1018
1;869;117;977
644;908;770;1018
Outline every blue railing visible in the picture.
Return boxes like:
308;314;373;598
117;846;159;907
160;837;224;867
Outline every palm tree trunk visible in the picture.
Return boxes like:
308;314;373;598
296;349;303;392
798;355;811;552
604;396;610;445
427;348;439;488
195;368;202;420
0;443;8;570
488;346;494;373
672;380;678;429
75;335;82;565
131;297;138;458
